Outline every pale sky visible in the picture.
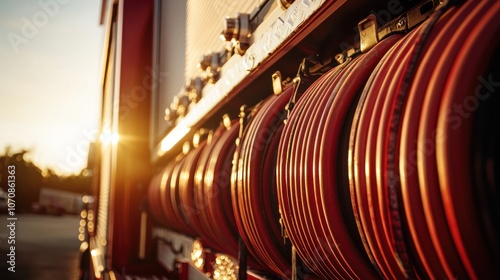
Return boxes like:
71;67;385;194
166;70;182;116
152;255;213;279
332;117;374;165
0;0;104;175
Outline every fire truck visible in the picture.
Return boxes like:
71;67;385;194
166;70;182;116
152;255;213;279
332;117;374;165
80;0;500;279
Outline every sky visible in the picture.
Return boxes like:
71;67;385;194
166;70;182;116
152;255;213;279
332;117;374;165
0;0;104;175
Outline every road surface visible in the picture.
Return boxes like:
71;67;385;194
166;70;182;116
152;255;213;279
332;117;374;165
0;214;81;280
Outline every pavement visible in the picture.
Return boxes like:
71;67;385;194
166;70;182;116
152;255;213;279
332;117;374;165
0;214;81;280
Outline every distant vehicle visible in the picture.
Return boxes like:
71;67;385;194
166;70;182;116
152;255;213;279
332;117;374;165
32;188;85;215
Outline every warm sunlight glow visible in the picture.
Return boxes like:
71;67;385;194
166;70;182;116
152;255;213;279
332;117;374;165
100;131;119;145
80;241;89;252
91;248;103;278
159;126;191;154
191;240;205;270
213;254;238;280
0;0;104;176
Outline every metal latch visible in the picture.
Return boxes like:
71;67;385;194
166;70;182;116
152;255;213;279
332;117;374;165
359;0;439;53
359;14;379;53
272;71;284;95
